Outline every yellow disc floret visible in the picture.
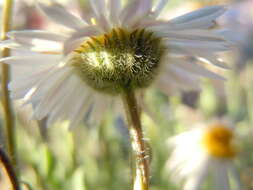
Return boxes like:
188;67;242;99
201;124;237;158
70;28;166;94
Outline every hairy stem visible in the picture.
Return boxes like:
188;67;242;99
122;89;150;190
1;0;17;167
0;148;20;190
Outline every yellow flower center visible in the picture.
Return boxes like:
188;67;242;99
70;28;166;94
201;124;237;158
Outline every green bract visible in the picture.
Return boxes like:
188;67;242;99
71;28;166;94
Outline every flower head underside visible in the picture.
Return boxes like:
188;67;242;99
0;0;231;127
71;28;166;94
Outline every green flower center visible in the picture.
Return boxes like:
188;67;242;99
71;28;166;94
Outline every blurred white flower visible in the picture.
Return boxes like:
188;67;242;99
167;122;241;190
0;0;230;128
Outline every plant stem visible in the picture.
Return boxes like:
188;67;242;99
122;89;150;190
0;148;20;190
1;0;17;167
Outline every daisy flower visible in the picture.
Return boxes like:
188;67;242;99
0;0;230;128
167;122;241;190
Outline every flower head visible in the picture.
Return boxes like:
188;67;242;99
167;122;241;190
0;0;231;127
72;28;165;94
202;123;236;158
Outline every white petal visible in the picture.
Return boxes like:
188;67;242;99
86;94;110;125
109;0;122;26
27;40;62;53
37;2;86;29
0;39;62;53
87;0;111;31
120;0;138;24
68;89;92;129
45;76;83;125
33;70;73;119
135;0;152;18
137;19;165;28
6;39;62;53
156;29;227;42
197;54;229;69
164;64;201;91
184;159;210;189
9;59;56;91
10;64;67;103
169;5;226;25
8;30;67;42
184;177;203;190
151;0;168;18
0;40;22;49
10;80;39;99
120;0;152;27
89;0;106;17
98;16;112;32
63;26;101;54
168;20;215;30
64;38;86;55
169;64;201;82
152;6;226;30
167;44;229;69
27;79;68;116
166;40;230;53
10;57;65;98
213;161;230;190
1;55;59;67
47;78;92;127
10;66;54;93
170;58;225;80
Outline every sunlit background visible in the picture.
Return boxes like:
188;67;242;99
1;0;253;189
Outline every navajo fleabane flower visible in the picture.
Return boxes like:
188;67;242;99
167;122;241;190
1;0;230;127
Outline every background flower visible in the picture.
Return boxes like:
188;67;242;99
166;121;241;190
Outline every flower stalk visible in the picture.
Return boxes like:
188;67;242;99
122;89;150;190
1;0;17;167
0;148;20;190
